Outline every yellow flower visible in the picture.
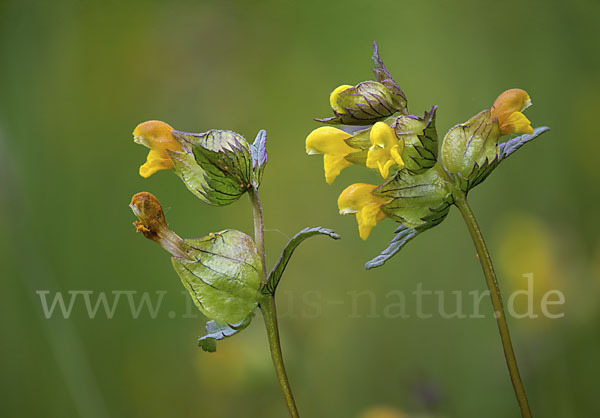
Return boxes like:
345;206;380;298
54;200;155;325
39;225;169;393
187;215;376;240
366;121;404;178
133;120;183;178
329;84;353;114
305;126;357;184
338;183;390;240
490;89;534;135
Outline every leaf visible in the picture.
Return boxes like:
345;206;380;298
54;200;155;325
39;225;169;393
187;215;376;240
365;200;452;270
172;229;262;325
250;129;268;187
264;227;340;294
198;316;252;352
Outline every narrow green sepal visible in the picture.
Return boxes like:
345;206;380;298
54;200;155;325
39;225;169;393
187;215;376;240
264;227;340;295
172;229;261;325
198;315;253;352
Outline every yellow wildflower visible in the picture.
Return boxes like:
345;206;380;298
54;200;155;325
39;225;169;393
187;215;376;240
133;120;183;178
305;126;356;184
490;89;534;135
338;183;390;240
366;122;405;178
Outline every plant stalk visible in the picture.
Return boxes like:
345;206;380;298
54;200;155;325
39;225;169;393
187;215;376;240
248;187;300;417
454;194;533;418
248;187;268;281
261;295;300;418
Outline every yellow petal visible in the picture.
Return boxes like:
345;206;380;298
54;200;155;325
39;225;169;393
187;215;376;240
329;84;353;114
366;122;404;178
370;122;397;148
139;149;174;178
501;111;534;135
306;126;357;183
338;183;389;240
376;160;395;179
305;126;353;155
389;144;404;166
491;89;532;117
323;154;352;184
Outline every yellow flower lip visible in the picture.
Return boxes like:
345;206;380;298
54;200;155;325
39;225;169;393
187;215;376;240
305;126;356;184
338;183;390;240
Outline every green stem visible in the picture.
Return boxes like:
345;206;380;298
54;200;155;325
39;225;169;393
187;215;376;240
248;187;299;417
454;194;533;418
261;295;300;418
248;187;268;281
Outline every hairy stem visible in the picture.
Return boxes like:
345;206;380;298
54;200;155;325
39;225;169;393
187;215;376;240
454;194;533;418
261;295;300;418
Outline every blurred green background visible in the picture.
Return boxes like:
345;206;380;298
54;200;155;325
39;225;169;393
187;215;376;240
1;0;599;417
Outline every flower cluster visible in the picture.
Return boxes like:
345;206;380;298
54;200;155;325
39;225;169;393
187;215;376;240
306;42;546;267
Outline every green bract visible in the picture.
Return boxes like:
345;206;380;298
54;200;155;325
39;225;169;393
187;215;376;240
375;167;453;229
173;229;262;326
440;110;500;179
393;107;438;173
168;129;268;206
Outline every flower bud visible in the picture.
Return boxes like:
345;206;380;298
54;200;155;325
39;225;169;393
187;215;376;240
316;81;408;126
315;42;407;125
